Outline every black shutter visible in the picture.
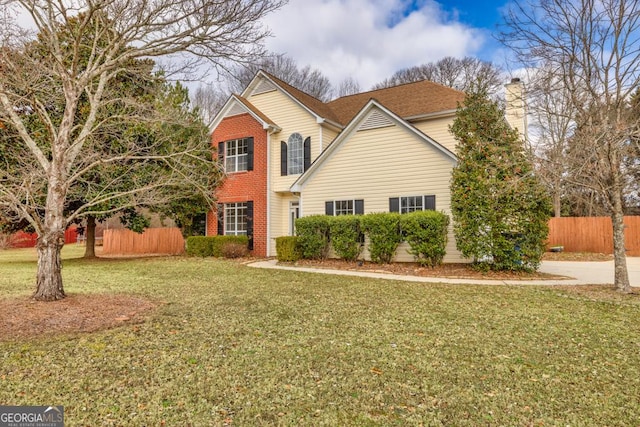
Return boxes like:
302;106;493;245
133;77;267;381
325;201;334;216
425;195;436;210
217;203;224;235
218;142;225;166
246;201;254;250
355;199;364;215
303;137;311;171
280;141;288;176
389;197;400;213
247;137;254;171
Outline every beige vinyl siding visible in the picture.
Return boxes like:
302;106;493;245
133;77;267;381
300;120;466;263
248;88;322;192
321;126;339;150
411;115;457;153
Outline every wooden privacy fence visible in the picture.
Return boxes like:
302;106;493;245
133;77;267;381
102;227;185;255
547;216;640;256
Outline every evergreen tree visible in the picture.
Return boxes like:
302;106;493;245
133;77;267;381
450;90;551;271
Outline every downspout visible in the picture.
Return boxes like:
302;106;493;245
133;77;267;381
266;130;272;257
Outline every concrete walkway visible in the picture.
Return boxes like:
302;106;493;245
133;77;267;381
248;258;640;287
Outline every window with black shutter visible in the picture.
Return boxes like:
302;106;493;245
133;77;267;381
325;199;363;215
303;137;311;172
246;201;254;250
281;141;288;176
247;137;254;171
391;195;436;213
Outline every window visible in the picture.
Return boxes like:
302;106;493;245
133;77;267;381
401;196;423;213
281;135;311;176
335;200;353;216
224;202;247;235
225;138;248;172
217;201;254;249
389;195;436;213
287;133;304;175
325;199;364;216
218;138;253;173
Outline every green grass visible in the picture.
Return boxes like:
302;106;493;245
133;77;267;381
1;246;640;425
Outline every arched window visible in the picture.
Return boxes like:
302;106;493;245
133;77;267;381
287;133;304;175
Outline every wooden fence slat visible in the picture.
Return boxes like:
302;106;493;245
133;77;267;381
548;216;640;256
102;228;185;255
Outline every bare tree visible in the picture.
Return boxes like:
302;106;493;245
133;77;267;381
372;56;504;96
0;0;285;300
192;84;230;128
225;54;334;101
335;76;361;98
526;65;576;217
501;0;640;292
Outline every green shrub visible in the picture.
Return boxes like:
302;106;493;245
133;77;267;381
360;212;402;263
275;236;301;262
400;211;449;267
185;235;249;257
295;215;331;259
329;215;363;261
185;236;211;257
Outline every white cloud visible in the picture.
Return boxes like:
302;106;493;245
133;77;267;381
263;0;485;89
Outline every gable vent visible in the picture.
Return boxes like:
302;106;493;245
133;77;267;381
358;109;394;131
251;79;276;96
225;101;246;118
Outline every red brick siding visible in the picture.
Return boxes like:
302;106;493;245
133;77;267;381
208;113;269;256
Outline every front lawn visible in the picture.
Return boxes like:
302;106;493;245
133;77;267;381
1;246;639;425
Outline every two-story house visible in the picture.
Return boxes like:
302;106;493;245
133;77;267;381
207;71;526;262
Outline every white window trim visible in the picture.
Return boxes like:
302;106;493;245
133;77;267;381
225;138;249;173
224;202;248;235
287;133;304;175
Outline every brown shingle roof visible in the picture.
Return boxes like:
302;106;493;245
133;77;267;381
327;80;466;125
260;71;465;127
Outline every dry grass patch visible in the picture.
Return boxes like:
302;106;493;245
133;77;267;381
1;246;640;425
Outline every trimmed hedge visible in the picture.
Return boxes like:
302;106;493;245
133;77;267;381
295;215;331;260
185;235;249;257
329;215;363;261
275;236;301;262
185;236;210;257
400;211;449;267
360;212;402;264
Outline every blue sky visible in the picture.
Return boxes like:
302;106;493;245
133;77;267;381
263;0;512;90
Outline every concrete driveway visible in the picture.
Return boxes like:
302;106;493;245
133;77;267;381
539;257;640;286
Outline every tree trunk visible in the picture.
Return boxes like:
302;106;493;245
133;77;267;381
553;190;562;218
611;207;631;293
84;215;96;258
33;165;68;301
33;230;66;301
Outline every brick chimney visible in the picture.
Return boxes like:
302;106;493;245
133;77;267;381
504;78;527;142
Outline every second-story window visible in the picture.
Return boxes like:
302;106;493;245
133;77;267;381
225;138;249;172
218;137;253;173
281;134;310;176
287;133;304;175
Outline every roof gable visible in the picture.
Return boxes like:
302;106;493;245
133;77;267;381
210;94;280;133
242;70;343;128
291;99;457;192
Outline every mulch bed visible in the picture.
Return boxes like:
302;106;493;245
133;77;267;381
290;259;568;280
0;294;157;342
